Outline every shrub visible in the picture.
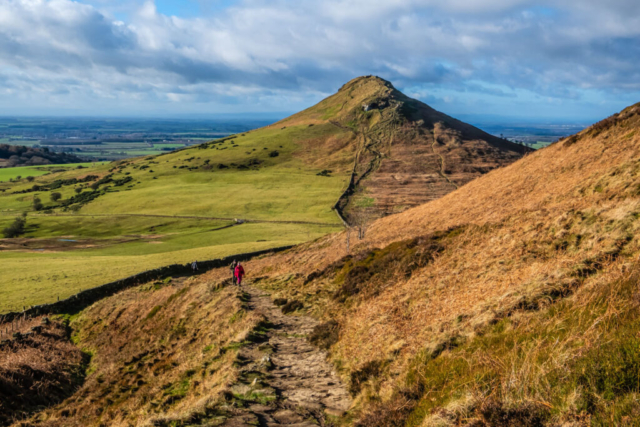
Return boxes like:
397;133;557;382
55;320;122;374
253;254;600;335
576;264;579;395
269;150;279;157
26;176;34;182
308;320;340;349
281;300;303;314
3;216;26;238
50;192;62;202
33;197;43;211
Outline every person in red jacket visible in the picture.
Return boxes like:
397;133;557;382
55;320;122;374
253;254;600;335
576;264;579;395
234;263;245;286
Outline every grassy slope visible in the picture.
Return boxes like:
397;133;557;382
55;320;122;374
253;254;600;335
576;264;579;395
191;102;640;425
7;95;637;426
0;122;350;313
0;76;524;314
0;163;105;183
9;279;261;427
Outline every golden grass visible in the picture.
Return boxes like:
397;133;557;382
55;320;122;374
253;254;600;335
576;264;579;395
0;318;86;426
190;103;640;424
16;277;260;427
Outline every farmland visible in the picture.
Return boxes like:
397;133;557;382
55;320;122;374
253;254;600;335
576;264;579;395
0;117;275;160
0;122;349;313
0;162;105;183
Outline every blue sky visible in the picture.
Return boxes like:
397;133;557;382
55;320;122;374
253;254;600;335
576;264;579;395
1;0;640;124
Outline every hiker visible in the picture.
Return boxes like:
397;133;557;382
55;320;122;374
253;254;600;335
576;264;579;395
235;263;245;286
191;260;198;272
230;259;238;284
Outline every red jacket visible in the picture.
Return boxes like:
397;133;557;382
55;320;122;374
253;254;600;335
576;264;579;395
235;265;245;278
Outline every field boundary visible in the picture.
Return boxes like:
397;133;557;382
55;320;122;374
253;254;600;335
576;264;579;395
0;212;342;228
0;245;294;324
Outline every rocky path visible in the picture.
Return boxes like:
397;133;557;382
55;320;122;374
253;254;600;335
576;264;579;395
223;285;351;426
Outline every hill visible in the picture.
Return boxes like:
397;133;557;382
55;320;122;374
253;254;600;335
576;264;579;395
195;101;640;425
277;76;530;223
5;104;640;426
0;76;525;313
0;145;85;168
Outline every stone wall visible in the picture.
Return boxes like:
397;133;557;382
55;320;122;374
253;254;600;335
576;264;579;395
0;245;293;324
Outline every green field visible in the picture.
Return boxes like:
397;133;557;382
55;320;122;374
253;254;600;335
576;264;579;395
0;138;41;146
0;219;335;313
153;143;185;149
0;162;106;183
0;123;350;313
531;141;554;149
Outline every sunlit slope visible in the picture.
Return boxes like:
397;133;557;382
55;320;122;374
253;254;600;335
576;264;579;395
0;76;527;314
0;124;351;312
216;103;640;424
0;76;527;224
279;75;529;221
0;123;352;223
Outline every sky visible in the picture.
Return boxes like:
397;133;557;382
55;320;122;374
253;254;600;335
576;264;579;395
1;0;640;123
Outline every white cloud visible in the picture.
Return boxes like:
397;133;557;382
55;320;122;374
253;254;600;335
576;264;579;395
0;0;639;117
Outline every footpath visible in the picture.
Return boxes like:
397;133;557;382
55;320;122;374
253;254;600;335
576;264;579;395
223;285;351;426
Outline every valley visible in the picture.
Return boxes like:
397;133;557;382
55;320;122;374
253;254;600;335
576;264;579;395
0;118;274;161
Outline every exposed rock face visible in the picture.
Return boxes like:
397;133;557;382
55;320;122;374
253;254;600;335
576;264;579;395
316;76;531;224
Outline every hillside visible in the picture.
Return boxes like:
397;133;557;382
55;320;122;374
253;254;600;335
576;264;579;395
0;76;525;313
5;104;640;426
0;145;85;168
277;76;530;223
196;102;640;425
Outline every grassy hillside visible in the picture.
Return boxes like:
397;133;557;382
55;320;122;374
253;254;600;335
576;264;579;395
0;163;105;183
0;123;349;312
196;102;640;425
3;278;261;426
4;101;639;426
0;76;523;314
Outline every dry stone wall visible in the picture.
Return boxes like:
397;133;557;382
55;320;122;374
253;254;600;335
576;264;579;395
0;245;293;324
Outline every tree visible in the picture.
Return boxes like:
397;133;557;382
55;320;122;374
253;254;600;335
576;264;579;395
3;215;26;238
26;176;34;182
75;187;82;194
50;192;62;202
33;197;43;211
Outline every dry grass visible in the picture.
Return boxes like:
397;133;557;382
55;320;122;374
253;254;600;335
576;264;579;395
0;318;86;426
7;100;640;425
13;277;260;426
196;102;640;424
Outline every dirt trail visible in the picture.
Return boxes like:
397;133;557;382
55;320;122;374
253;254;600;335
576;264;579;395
223;285;351;426
431;129;459;190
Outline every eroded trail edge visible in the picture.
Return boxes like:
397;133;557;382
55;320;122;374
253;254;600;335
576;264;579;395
224;285;351;426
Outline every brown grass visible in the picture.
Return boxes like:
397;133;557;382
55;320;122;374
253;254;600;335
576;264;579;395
193;101;640;424
8;100;640;425
0;318;86;426
14;277;260;426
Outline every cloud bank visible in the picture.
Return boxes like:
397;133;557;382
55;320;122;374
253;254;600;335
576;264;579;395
1;0;639;120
